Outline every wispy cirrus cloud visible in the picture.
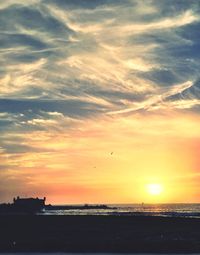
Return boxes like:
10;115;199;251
1;0;200;202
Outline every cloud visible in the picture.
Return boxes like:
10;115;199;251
0;0;199;113
0;0;200;152
1;0;200;202
0;0;200;139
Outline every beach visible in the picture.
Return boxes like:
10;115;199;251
1;215;200;253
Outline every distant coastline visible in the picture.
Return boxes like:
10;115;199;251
2;197;200;218
0;196;114;214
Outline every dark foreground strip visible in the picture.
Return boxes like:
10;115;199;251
1;215;200;253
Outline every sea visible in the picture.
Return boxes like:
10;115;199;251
42;203;200;218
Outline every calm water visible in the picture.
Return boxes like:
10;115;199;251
42;203;200;218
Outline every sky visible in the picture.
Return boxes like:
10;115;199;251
1;0;200;204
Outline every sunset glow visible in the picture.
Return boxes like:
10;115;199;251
0;0;200;204
146;184;163;196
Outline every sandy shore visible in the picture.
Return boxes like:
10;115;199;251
1;215;200;253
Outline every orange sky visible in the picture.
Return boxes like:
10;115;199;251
1;110;200;204
1;0;200;204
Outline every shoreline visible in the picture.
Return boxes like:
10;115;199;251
1;215;200;253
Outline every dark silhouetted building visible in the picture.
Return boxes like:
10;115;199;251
13;196;46;212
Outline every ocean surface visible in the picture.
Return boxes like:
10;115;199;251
42;203;200;218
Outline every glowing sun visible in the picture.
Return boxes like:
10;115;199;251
146;184;163;196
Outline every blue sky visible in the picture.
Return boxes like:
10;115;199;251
1;0;200;203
